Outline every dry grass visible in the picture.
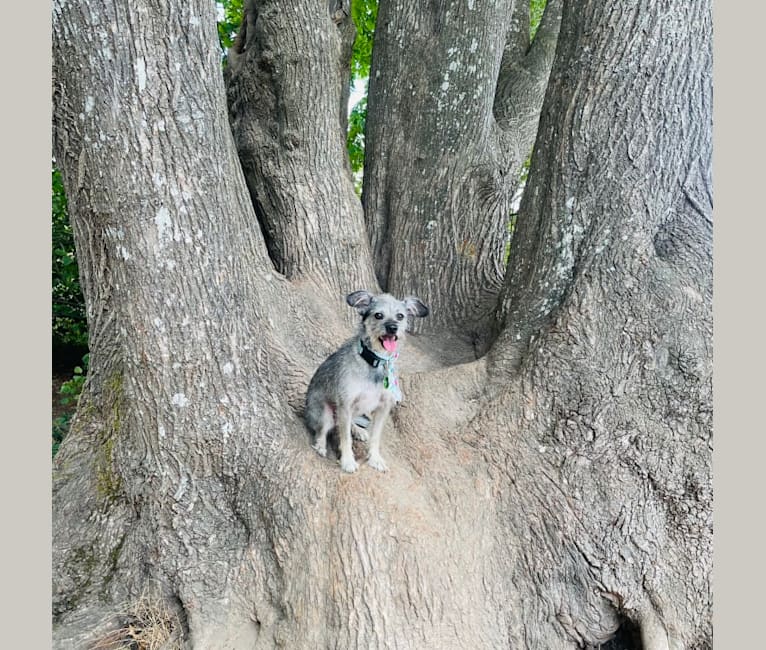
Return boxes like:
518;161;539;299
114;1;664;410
90;589;182;650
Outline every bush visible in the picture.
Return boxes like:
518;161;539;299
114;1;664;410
52;414;69;459
52;353;89;458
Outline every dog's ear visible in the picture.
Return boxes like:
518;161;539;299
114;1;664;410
346;290;374;312
404;296;429;318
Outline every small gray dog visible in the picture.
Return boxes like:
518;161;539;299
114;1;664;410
305;290;429;473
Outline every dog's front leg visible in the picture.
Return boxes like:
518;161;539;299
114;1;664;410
366;400;392;472
337;405;358;473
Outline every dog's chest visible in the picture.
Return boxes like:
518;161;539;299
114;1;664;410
351;380;389;415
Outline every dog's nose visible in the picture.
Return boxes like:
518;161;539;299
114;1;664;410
385;323;398;335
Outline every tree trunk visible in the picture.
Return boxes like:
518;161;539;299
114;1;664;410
362;0;562;348
52;0;711;648
494;0;563;175
486;1;713;646
225;0;378;299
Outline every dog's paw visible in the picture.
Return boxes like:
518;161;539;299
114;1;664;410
352;426;369;442
339;456;359;473
312;442;327;458
367;453;388;473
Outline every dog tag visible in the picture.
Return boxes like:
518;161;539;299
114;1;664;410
383;376;390;389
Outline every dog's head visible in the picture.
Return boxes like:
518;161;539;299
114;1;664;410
346;290;429;357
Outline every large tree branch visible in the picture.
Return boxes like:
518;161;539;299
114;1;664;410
363;0;521;348
503;0;531;62
490;0;712;371
362;0;564;350
526;0;564;72
493;0;563;170
52;2;354;638
226;0;378;299
479;3;712;645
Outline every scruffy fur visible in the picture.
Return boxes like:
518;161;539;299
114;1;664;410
305;290;429;473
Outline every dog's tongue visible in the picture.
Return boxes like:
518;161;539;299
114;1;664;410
382;336;398;353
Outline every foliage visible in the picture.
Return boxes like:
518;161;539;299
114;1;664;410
350;0;378;82
52;415;69;459
52;354;90;458
530;0;548;41
52;168;88;349
216;0;243;57
346;0;378;185
347;94;367;186
518;151;533;186
61;354;89;407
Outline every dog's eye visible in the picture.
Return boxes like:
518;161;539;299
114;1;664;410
374;312;384;320
396;313;404;321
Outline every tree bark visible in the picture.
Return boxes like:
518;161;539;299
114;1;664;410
52;0;711;648
362;0;561;349
487;0;713;646
225;0;378;298
51;0;324;642
494;0;563;174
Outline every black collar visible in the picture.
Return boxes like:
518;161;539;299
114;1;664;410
358;340;384;368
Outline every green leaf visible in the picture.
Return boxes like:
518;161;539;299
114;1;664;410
346;94;368;176
350;0;378;82
530;0;548;41
216;0;244;56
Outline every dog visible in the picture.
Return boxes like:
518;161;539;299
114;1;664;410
304;290;429;473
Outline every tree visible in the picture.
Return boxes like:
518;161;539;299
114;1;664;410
52;0;712;648
363;0;562;345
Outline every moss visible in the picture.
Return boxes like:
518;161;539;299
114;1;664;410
55;370;130;619
95;371;125;504
105;372;124;419
96;436;122;501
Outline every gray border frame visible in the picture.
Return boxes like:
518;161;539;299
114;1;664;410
2;1;53;647
713;1;764;647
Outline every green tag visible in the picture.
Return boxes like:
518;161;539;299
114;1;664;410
383;376;389;389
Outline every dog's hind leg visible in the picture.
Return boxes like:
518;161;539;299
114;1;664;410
311;402;334;458
336;405;358;473
352;414;370;442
